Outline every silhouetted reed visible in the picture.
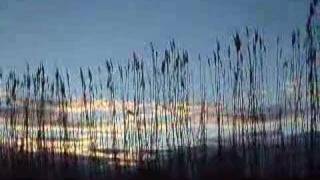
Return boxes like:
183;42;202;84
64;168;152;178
0;2;319;178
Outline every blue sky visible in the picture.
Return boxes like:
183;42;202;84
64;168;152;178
0;0;310;72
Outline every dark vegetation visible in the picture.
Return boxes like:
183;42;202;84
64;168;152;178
0;1;320;179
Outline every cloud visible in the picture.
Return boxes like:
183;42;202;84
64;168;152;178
0;89;7;99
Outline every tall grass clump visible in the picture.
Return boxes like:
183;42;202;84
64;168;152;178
0;2;319;178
